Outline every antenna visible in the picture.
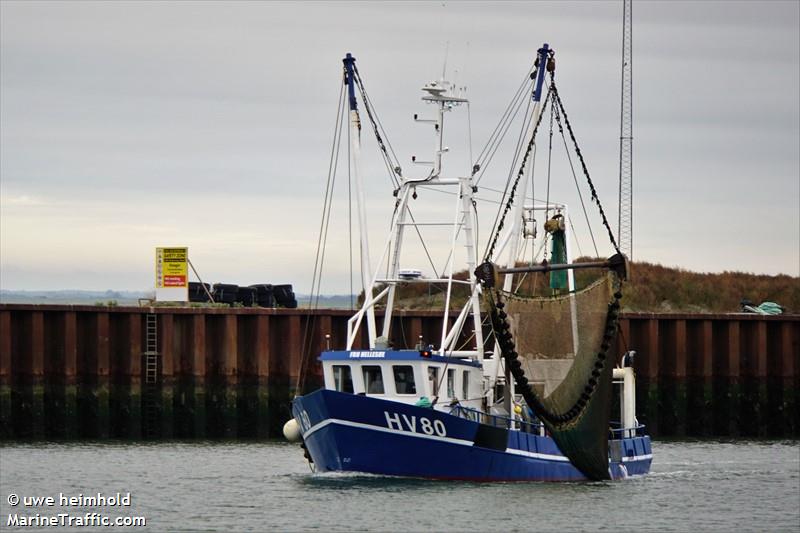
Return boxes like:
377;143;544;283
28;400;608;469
618;0;633;260
442;41;450;81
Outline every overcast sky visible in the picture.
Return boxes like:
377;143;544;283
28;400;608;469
1;1;798;293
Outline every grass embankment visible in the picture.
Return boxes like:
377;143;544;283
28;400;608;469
618;261;798;313
378;260;798;314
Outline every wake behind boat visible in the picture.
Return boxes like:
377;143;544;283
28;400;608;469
284;44;652;481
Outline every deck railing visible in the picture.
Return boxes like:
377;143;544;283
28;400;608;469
449;404;545;433
609;422;648;438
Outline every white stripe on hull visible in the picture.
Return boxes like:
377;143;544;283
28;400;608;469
621;453;653;462
303;417;650;464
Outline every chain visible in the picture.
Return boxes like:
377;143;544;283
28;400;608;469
484;89;552;262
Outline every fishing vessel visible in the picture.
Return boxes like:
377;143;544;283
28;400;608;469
284;45;652;481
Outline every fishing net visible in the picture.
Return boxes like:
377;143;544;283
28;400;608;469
501;274;614;410
488;270;623;480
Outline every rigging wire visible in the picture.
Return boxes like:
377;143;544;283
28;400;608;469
554;102;599;257
483;89;552;261
455;313;490;352
498;89;535;222
513;238;572;302
414;184;505;207
404;204;442;278
473;64;535;170
513;228;550;295
473;82;532;187
550;82;621;254
479;184;551;206
567;215;585;258
513;237;530;293
510;143;537;294
296;82;346;395
435;306;490;398
353;65;402;189
363;88;403;175
435;211;469;282
482;90;539;262
510;91;536;179
545;86;554;221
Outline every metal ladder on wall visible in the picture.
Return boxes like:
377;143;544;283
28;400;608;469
144;314;159;385
143;313;160;438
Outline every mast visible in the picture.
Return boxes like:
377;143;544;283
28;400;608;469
343;53;377;347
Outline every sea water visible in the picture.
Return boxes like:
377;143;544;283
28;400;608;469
1;440;798;532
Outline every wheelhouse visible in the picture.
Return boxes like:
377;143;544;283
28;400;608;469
320;350;484;411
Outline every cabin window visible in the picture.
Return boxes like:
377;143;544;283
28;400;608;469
393;365;417;394
447;369;456;398
493;382;505;404
362;366;385;394
332;365;354;393
462;370;470;400
428;367;440;397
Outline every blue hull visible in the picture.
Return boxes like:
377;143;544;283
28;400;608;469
293;389;652;482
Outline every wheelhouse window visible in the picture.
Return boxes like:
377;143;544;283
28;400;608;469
428;367;440;397
393;365;417;395
332;365;353;393
362;366;385;394
447;368;456;398
462;370;470;400
392;365;417;394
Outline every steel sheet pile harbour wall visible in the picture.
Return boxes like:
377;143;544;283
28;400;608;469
615;314;798;438
0;304;797;439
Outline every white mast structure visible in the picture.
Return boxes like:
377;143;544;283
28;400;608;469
343;53;484;359
343;53;377;346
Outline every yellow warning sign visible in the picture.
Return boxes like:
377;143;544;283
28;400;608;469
155;247;188;289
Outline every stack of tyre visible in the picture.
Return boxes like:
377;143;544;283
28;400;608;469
188;282;212;303
188;282;297;308
272;285;298;309
211;283;239;305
